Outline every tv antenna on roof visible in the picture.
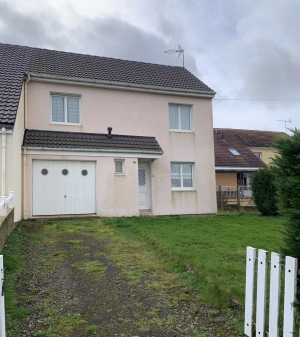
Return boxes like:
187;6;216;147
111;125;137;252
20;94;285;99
277;118;292;133
165;44;184;67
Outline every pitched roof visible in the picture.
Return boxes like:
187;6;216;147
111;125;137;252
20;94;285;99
214;128;288;147
214;129;265;168
0;43;215;126
22;129;163;154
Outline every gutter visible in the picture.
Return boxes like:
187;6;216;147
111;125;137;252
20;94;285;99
28;73;216;98
22;146;163;155
215;166;262;172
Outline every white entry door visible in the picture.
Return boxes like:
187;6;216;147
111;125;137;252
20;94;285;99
138;163;151;210
33;160;96;216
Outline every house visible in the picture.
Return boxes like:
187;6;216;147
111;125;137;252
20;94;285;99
214;128;265;187
218;128;288;165
214;128;288;186
0;43;217;221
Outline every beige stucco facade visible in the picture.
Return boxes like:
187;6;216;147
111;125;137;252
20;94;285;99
215;173;237;186
23;80;217;217
249;147;277;165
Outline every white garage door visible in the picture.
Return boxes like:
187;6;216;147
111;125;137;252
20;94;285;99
33;160;96;216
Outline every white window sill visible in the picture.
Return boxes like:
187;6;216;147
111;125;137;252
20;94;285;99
172;188;196;192
51;122;82;126
169;130;193;133
114;173;125;176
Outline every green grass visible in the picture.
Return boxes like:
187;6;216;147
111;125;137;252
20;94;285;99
103;212;284;307
0;229;28;334
85;324;99;334
1;213;284;335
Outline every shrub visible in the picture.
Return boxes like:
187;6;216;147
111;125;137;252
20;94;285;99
271;129;300;257
251;166;278;216
271;129;300;311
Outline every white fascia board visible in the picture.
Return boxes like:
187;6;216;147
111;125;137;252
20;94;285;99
215;166;261;171
29;73;216;98
24;147;162;159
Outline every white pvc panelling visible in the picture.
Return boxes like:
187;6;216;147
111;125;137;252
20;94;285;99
33;160;96;216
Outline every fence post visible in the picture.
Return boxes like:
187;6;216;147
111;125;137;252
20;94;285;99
283;256;297;337
237;185;241;211
0;197;5;217
244;247;256;337
0;255;5;337
218;186;222;210
7;192;13;209
256;249;268;337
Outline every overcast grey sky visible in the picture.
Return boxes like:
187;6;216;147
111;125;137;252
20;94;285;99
0;0;299;133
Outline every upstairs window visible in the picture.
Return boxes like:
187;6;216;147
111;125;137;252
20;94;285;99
228;148;241;156
169;105;191;131
51;95;80;124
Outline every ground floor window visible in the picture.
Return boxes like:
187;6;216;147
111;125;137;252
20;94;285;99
171;163;194;189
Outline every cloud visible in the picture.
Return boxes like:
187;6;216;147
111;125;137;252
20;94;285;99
230;0;300;100
0;1;200;77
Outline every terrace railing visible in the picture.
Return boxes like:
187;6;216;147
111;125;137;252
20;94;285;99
0;192;13;217
216;185;253;210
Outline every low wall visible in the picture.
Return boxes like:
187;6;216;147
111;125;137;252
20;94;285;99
0;208;15;252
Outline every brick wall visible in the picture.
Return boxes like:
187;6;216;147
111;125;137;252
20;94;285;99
0;208;15;252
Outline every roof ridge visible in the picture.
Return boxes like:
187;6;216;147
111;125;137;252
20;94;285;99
0;42;187;70
214;127;286;134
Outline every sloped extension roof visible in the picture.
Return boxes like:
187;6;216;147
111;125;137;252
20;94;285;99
0;43;215;127
214;128;288;148
214;129;265;169
22;129;163;156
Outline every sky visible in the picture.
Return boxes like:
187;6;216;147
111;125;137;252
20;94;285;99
0;0;299;134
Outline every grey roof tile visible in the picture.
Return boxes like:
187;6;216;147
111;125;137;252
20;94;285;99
22;129;163;153
0;43;215;126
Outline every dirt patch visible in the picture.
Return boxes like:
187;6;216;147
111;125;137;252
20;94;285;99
12;221;238;337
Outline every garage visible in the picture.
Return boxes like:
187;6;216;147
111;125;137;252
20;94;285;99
32;160;96;216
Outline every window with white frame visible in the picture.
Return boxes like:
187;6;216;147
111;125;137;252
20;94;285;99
169;105;191;131
254;152;262;159
171;163;194;189
51;95;80;124
114;159;124;174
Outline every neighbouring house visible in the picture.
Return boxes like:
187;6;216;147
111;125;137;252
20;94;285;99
0;43;217;221
218;128;288;165
214;128;265;187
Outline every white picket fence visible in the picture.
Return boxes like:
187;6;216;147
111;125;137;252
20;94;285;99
0;192;13;217
245;246;298;337
0;255;5;337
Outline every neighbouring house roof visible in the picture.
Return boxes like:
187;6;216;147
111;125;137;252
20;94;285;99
214;128;288;148
22;129;163;154
0;43;215;127
214;129;265;169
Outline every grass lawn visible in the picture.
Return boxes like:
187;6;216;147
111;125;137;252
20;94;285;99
103;212;284;308
1;212;284;335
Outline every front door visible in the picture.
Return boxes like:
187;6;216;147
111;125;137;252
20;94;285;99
138;163;150;210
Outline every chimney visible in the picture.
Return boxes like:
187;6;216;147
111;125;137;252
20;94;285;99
107;127;112;138
221;132;224;140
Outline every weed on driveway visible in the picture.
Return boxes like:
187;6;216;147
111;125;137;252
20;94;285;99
3;218;239;337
